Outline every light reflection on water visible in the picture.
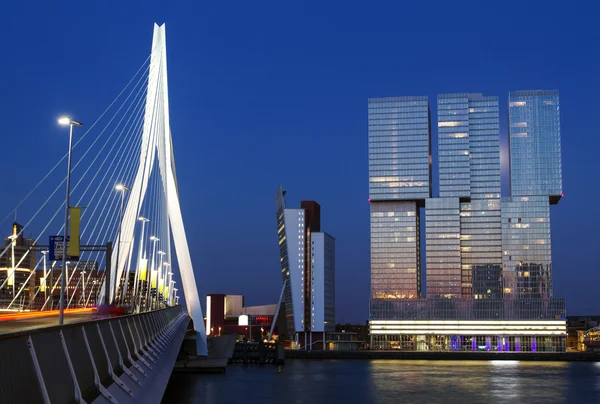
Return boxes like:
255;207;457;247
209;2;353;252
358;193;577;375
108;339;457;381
163;360;600;404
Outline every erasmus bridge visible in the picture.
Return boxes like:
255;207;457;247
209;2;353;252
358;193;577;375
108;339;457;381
0;23;207;403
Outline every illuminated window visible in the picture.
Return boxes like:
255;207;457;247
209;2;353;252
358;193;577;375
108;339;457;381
438;121;464;127
452;133;468;138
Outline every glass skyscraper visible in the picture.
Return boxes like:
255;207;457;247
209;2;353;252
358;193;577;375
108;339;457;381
501;196;552;299
427;94;501;299
368;96;431;303
369;90;566;352
501;90;562;299
425;197;461;298
508;90;562;203
368;96;431;200
275;187;335;350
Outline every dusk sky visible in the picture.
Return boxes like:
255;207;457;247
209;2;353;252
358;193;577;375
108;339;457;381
0;1;598;323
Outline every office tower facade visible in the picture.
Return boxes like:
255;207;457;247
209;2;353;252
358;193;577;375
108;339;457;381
427;94;502;299
275;187;335;349
508;90;562;202
501;196;552;298
370;90;566;352
368;96;431;304
425;197;461;298
501;90;562;299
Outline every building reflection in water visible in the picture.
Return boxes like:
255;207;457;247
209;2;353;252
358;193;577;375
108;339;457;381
163;359;598;403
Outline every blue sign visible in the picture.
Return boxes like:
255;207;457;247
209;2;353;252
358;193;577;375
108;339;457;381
49;236;70;261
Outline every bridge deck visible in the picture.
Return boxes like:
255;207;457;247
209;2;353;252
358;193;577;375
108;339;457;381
0;309;99;336
0;306;190;403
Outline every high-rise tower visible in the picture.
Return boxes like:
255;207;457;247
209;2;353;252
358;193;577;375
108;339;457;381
502;90;562;299
275;187;335;349
508;90;562;202
369;90;566;352
368;96;431;304
427;94;501;299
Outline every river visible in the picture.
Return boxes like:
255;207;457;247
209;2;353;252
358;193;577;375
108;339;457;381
163;359;600;403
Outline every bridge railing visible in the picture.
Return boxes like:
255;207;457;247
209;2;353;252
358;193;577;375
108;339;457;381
0;305;189;403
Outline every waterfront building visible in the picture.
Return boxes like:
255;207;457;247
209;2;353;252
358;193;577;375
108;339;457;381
369;90;566;352
368;96;431;303
370;298;566;351
204;293;287;342
0;222;37;307
275;187;335;349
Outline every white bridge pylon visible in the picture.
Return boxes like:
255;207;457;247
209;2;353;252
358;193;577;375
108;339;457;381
107;23;207;355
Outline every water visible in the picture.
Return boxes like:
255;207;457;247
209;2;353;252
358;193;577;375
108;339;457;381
163;360;600;403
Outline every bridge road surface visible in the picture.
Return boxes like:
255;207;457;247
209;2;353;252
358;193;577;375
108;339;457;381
0;309;101;336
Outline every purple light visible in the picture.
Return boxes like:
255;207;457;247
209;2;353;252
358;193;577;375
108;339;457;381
498;338;502;352
532;337;537;352
505;340;509;351
516;339;520;352
472;338;476;351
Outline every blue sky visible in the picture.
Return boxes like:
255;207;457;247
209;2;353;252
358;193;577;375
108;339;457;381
0;1;598;322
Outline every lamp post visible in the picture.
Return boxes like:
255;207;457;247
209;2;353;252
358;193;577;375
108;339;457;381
58;116;83;325
166;267;172;306
147;236;159;310
41;250;48;306
7;234;17;299
133;216;149;311
115;184;130;305
81;270;86;307
157;251;165;307
172;281;177;306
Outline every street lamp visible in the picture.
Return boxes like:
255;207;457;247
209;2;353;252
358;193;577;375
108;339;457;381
58;116;83;325
81;270;86;307
147;236;159;310
133;216;150;311
115;184;131;304
171;280;177;306
166;267;172;306
7;234;17;299
157;251;165;306
41;250;48;305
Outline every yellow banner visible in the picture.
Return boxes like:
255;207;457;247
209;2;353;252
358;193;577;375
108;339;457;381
7;268;14;286
68;207;81;259
151;270;158;288
158;277;165;293
139;258;148;281
164;286;169;301
40;276;46;292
